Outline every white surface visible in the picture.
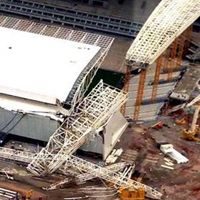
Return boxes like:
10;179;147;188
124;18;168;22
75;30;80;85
160;144;189;164
169;149;189;164
126;0;200;65
0;94;67;121
0;27;100;104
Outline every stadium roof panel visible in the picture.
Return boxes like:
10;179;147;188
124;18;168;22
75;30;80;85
0;26;100;105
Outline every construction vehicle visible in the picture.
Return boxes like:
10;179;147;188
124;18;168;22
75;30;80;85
175;117;188;126
26;1;200;200
26;190;33;200
119;187;145;200
182;94;200;141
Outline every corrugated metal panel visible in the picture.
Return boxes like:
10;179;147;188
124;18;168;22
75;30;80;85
0;108;59;141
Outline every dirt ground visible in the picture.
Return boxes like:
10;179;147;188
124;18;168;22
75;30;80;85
0;113;200;200
116;114;200;200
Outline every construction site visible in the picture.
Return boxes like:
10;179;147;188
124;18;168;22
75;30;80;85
0;0;199;199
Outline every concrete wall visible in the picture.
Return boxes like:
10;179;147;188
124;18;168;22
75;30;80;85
103;110;128;160
0;108;60;141
80;110;128;160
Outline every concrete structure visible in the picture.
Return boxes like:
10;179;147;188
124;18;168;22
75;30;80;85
81;110;128;159
0;15;114;143
124;64;181;121
170;64;200;101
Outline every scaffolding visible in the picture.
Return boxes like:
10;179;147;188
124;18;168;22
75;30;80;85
0;146;161;199
151;56;163;101
48;162;126;190
65;155;162;199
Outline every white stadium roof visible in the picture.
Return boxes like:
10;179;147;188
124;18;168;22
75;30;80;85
0;26;100;105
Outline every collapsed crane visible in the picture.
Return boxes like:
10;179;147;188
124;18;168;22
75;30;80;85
27;80;128;176
27;80;162;199
27;0;200;199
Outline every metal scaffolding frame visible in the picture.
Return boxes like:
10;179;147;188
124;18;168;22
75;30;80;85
0;147;33;163
65;155;162;199
47;162;126;190
126;0;200;67
133;69;147;120
27;80;127;176
151;56;164;101
0;146;161;199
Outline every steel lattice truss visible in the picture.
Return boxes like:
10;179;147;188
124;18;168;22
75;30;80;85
126;0;200;67
27;80;127;176
65;155;162;199
48;162;126;190
75;162;126;184
0;147;162;199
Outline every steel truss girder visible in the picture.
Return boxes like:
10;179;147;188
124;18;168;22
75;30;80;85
27;80;127;176
65;155;162;200
126;0;200;67
0;147;33;163
47;162;127;190
0;147;161;199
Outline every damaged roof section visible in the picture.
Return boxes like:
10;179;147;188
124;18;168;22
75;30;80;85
170;64;200;101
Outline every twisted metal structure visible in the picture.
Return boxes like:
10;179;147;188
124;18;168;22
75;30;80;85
27;80;127;176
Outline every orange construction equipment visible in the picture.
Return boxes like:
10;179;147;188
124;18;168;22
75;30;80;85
119;187;145;200
181;94;200;142
26;190;33;200
182;104;200;142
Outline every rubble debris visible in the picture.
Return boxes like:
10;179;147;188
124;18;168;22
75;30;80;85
0;187;19;200
160;165;174;170
106;148;123;164
160;144;189;164
170;64;200;101
163;158;174;167
120;149;138;165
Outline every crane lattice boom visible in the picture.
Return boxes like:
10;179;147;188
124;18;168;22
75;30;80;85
0;147;162;199
27;80;127;176
65;155;162;199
